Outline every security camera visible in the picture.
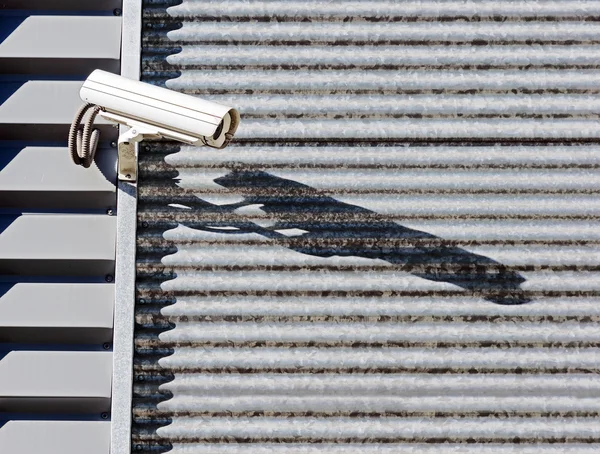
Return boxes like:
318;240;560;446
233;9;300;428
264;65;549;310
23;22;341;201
68;69;240;181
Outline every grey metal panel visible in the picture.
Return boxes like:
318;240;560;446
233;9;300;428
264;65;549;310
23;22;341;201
0;283;113;344
0;421;110;454
0;214;116;275
0;146;116;210
0;351;112;413
0;16;121;74
0;81;115;141
135;0;600;452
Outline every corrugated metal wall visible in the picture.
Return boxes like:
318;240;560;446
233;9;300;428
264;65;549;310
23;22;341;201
135;1;600;452
0;2;120;453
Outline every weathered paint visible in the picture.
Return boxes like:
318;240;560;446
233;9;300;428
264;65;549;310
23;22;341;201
134;1;600;452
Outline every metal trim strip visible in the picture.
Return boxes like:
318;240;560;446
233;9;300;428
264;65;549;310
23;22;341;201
111;0;142;453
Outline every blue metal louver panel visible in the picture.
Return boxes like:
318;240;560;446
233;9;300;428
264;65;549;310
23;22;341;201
0;3;121;453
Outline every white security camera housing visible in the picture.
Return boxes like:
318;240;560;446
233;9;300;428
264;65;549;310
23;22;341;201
76;70;240;181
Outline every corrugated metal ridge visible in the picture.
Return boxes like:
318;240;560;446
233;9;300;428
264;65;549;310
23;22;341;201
135;1;600;453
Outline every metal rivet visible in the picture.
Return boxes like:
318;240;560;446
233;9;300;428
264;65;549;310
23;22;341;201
142;221;149;228
139;298;146;304
107;209;114;216
110;141;117;148
113;8;122;16
101;412;109;419
135;445;143;451
103;343;111;350
105;275;114;283
137;375;145;382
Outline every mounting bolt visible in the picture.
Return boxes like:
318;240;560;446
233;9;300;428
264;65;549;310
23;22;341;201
110;141;117;148
113;8;122;16
103;343;111;350
105;275;114;283
101;412;109;420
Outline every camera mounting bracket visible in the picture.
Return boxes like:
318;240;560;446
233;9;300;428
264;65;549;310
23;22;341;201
101;111;198;182
116;125;160;182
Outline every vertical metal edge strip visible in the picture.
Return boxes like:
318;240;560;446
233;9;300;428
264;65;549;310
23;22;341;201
111;0;142;453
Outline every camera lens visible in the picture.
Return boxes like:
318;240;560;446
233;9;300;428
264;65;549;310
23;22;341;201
212;120;224;139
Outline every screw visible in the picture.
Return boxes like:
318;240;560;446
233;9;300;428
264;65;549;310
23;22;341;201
142;221;149;228
103;343;111;350
125;174;132;179
101;412;109;420
144;145;150;151
137;375;145;382
132;129;137;135
107;209;114;216
135;445;143;452
139;299;146;304
110;141;117;148
105;275;114;283
146;22;153;28
113;8;122;16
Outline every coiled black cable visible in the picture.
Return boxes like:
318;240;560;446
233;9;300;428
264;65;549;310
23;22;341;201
68;103;102;168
